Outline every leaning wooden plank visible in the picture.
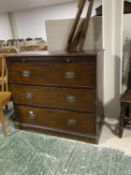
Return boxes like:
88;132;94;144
69;0;94;52
69;18;85;52
65;0;86;51
76;0;94;51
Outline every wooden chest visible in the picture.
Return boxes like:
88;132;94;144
6;51;104;143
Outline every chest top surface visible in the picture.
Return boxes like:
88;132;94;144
5;51;98;64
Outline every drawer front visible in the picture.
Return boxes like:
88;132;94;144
15;105;96;134
8;62;96;87
11;85;96;112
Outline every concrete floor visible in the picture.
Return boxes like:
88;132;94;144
99;118;131;156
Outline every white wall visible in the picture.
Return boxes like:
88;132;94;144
11;1;102;40
103;0;124;118
0;13;12;40
0;1;102;40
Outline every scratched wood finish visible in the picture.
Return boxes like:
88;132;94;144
8;62;96;88
6;52;104;143
11;84;96;112
15;105;96;134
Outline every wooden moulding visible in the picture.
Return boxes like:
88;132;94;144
14;122;98;144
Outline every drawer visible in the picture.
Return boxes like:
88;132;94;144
15;105;96;134
11;85;96;112
8;62;96;87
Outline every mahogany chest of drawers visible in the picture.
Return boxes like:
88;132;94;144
6;51;104;143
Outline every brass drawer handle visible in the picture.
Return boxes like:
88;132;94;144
67;119;77;126
28;111;36;120
66;96;76;103
65;71;76;79
25;93;33;99
22;70;31;77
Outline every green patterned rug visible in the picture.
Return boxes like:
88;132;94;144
0;118;131;175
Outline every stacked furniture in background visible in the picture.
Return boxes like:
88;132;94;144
19;38;48;51
0;38;48;54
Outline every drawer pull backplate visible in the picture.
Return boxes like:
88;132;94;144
25;93;33;99
66;96;76;103
22;70;31;78
65;72;76;79
28;111;36;120
67;119;77;126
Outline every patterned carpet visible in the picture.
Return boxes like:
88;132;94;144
0;117;131;175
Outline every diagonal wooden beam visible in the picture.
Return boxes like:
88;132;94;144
65;0;86;51
68;18;85;52
76;0;95;51
69;0;94;52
